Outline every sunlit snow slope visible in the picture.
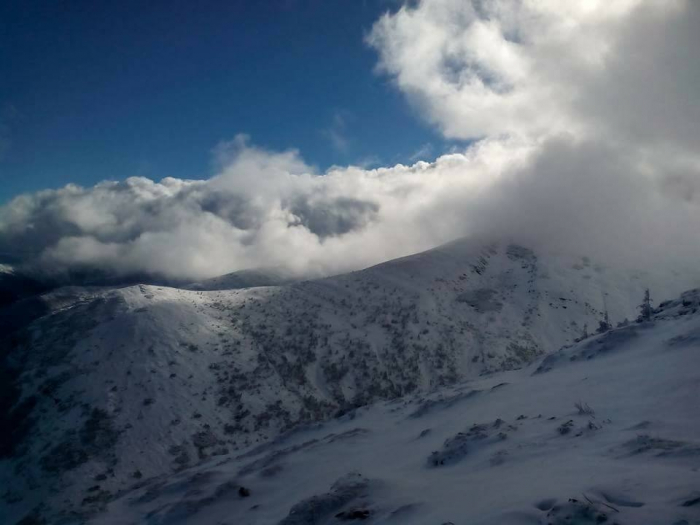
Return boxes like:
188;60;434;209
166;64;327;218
1;238;697;524
94;288;700;525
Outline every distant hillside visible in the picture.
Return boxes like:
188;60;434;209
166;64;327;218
0;265;50;309
184;267;300;291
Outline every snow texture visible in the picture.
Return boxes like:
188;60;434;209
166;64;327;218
1;238;698;524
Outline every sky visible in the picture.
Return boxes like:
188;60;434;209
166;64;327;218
1;0;699;283
0;0;446;202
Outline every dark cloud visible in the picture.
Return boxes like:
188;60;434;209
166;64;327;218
289;197;379;238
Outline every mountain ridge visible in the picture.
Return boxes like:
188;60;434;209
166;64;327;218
89;289;700;524
1;237;697;523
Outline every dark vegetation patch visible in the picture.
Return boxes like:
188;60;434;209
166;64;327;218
41;407;120;473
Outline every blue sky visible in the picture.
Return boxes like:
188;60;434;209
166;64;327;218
0;0;449;204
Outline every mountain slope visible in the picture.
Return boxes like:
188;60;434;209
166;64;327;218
93;288;700;525
0;264;50;309
1;238;697;523
183;267;300;291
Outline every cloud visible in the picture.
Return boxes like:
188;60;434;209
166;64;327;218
0;136;522;281
0;1;699;285
367;0;697;144
408;142;434;162
366;0;700;260
322;111;352;153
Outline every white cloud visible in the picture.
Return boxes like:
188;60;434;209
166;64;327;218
0;0;698;284
0;136;529;281
367;0;695;145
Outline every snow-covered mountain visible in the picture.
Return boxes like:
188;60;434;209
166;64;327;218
91;288;700;525
183;267;300;291
1;238;697;524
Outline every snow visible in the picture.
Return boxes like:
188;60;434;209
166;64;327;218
91;289;700;525
1;238;698;524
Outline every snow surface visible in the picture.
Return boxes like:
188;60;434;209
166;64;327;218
1;238;698;524
91;289;700;525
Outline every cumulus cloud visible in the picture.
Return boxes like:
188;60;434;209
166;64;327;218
0;136;525;282
0;0;699;284
367;0;700;261
367;0;699;145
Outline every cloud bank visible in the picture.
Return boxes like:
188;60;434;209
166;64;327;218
1;0;699;284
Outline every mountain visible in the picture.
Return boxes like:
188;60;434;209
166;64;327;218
1;238;697;524
0;265;50;309
90;287;700;525
183;267;300;291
